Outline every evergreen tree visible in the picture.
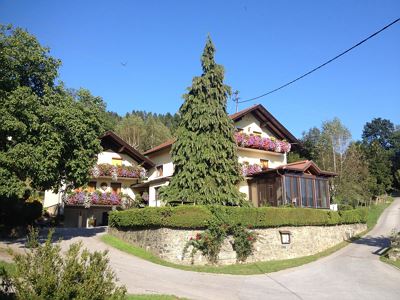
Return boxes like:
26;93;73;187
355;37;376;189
161;37;245;205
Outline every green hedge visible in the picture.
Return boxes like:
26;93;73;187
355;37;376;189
109;205;367;229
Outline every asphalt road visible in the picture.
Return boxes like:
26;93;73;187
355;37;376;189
2;198;400;299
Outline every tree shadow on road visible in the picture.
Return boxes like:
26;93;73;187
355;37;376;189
0;227;107;252
351;235;390;255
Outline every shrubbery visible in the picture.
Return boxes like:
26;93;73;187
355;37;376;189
109;205;368;229
1;229;126;300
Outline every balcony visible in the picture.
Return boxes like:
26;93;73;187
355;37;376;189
65;190;126;207
91;163;146;180
234;132;291;153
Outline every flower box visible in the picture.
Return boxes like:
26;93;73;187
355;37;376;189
234;132;291;153
241;163;263;176
65;191;125;207
91;164;146;180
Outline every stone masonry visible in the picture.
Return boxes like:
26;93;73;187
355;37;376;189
108;223;366;265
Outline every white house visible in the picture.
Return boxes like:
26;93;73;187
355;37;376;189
43;131;154;227
137;104;335;208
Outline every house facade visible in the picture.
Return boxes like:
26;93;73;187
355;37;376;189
138;104;335;209
43;131;154;227
44;104;336;227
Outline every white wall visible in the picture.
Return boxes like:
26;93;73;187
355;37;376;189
97;150;139;167
146;149;174;180
234;114;275;138
44;190;62;208
238;148;286;168
148;182;169;207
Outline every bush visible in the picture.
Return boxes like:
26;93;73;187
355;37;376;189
109;205;367;229
10;229;126;300
109;205;213;229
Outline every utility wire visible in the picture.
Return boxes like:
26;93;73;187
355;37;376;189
239;18;400;104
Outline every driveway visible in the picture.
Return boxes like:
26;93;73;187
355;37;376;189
2;199;400;299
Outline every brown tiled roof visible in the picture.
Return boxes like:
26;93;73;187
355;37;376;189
143;104;299;155
100;131;155;168
252;160;337;177
143;139;175;155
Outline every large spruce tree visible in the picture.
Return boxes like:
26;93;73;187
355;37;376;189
161;37;245;205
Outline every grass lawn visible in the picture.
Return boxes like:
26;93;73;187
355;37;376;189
366;201;392;230
102;201;392;275
380;256;400;269
0;260;16;275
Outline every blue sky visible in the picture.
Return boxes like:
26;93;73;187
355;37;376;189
1;0;399;140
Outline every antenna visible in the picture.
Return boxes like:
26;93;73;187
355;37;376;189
232;90;240;113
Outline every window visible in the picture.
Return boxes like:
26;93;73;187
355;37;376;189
236;127;244;133
253;131;262;137
87;182;96;193
300;178;307;207
111;182;121;194
260;159;269;170
285;176;299;206
156;165;164;177
285;177;291;204
307;179;314;207
111;158;122;166
319;180;328;208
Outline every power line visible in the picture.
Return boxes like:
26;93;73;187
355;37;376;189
239;18;400;104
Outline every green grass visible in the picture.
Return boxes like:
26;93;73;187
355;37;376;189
101;234;349;275
380;256;400;269
366;201;392;230
0;260;16;275
126;295;185;300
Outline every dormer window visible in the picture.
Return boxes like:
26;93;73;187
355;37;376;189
253;131;262;137
156;165;164;177
235;127;244;133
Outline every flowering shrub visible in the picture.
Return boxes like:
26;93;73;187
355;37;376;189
235;132;291;153
183;221;257;264
231;225;257;262
241;163;263;176
65;191;127;206
91;164;146;179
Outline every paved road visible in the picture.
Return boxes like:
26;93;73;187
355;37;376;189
2;199;400;299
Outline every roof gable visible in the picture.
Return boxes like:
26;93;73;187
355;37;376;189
231;104;298;145
144;104;299;156
100;131;155;168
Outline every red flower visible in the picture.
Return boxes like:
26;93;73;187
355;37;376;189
247;236;253;241
195;233;201;240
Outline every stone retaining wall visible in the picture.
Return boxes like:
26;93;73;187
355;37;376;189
108;223;366;265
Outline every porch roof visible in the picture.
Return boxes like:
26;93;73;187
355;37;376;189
131;176;172;188
251;160;337;177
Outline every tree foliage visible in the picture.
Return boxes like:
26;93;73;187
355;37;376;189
0;25;107;204
115;113;173;151
161;37;245;205
362;117;395;149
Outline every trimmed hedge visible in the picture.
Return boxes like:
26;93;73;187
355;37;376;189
109;205;368;229
109;205;213;229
